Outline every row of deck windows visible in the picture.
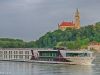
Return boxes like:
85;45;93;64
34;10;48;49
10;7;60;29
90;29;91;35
2;55;30;59
66;53;90;57
40;52;57;57
0;51;29;55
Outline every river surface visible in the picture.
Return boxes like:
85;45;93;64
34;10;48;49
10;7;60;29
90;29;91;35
0;53;100;75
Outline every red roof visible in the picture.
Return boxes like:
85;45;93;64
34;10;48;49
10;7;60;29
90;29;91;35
59;21;74;26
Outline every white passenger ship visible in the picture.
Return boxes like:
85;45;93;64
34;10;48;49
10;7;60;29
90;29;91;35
0;48;95;65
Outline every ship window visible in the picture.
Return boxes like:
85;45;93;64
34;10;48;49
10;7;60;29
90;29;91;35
6;55;7;58
0;51;2;54
25;55;29;59
9;55;12;59
16;55;18;58
19;55;23;59
45;53;48;56
11;51;12;54
9;51;10;54
9;55;13;59
48;53;50;56
50;53;52;56
14;51;15;54
9;55;10;59
8;51;12;55
53;53;57;57
25;51;29;54
4;51;7;54
44;53;47;56
16;51;18;54
0;54;2;57
19;51;23;54
41;53;44;56
14;55;16;58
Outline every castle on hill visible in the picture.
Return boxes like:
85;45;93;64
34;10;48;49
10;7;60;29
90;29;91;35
58;9;80;31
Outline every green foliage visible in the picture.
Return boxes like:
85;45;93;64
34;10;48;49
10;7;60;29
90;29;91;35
0;38;36;48
25;41;37;48
36;22;100;49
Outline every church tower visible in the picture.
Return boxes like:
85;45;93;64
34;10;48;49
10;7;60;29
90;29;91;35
58;9;81;31
74;9;80;29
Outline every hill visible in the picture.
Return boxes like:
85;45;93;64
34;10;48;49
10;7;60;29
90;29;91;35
36;22;100;49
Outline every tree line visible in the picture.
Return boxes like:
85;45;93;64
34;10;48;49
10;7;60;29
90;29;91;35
0;22;100;49
0;38;36;48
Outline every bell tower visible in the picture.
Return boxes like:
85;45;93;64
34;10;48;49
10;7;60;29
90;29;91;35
74;8;80;29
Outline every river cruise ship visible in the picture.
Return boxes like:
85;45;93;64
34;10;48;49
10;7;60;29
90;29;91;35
0;48;95;65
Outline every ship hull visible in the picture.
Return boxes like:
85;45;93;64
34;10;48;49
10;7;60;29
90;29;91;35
1;56;94;65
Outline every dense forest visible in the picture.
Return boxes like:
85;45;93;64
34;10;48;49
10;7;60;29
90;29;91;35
0;38;36;48
0;22;100;49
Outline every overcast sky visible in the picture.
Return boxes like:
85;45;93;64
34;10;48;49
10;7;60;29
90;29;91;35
0;0;100;41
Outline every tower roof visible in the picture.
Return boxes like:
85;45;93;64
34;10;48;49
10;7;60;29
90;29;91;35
76;8;79;13
59;21;74;26
75;8;80;17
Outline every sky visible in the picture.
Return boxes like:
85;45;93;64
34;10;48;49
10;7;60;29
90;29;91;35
0;0;100;41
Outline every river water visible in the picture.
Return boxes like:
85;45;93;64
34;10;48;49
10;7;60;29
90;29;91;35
0;53;100;75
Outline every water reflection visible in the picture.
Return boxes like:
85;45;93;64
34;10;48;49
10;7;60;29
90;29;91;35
0;61;93;75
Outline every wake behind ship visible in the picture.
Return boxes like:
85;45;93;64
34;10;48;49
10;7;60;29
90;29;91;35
0;48;95;65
